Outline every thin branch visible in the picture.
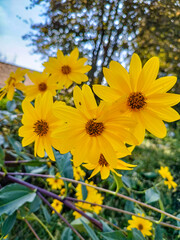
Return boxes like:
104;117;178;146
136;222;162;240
23;218;41;240
65;197;180;231
4;172;180;223
0;172;103;231
37;192;85;240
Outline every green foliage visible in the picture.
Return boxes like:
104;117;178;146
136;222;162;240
0;184;36;216
2;212;16;237
80;219;99;240
100;231;127;240
145;187;160;204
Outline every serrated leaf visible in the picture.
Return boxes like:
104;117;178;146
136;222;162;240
99;231;127;240
2;211;16;236
145;187;160;204
55;151;73;179
61;227;73;240
80;219;99;240
0;183;36;216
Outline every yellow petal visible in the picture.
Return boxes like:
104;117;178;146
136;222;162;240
139;110;167;138
69;48;79;61
147;93;180;107
103;67;130;94
43;136;55;161
93;85;120;102
7;86;15;100
101;166;110;179
146;106;180;122
82;85;97;110
137;57;159;92
147;76;177;95
88;165;101;179
129;53;142;91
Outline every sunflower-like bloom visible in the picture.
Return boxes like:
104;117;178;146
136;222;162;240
18;92;64;161
24;71;59;101
43;48;91;89
53;85;138;167
51;199;63;214
73;165;86;181
127;213;152;237
93;54;180;144
0;68;27;101
84;154;136;179
46;173;64;190
158;166;177;189
73;180;104;219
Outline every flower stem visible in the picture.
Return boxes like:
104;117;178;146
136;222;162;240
37;192;85;240
65;197;180;231
4;172;180;223
0;172;103;231
23;218;41;240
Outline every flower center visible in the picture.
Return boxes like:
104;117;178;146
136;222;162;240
99;154;109;167
61;65;71;74
127;92;146;110
138;223;143;231
85;119;104;136
38;82;47;91
33;120;49;136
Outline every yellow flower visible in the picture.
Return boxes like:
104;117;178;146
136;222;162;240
24;71;58;101
73;165;86;181
53;85;138;167
46;173;64;190
73;180;104;219
0;68;27;100
43;48;91;89
127;214;152;237
51;199;63;214
84;153;136;179
19;91;64;160
93;54;180;144
158;166;177;189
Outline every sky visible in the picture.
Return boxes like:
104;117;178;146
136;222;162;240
0;0;44;71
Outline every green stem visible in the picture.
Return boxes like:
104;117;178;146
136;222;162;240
30;213;55;240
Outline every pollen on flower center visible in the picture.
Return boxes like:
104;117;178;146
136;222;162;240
85;119;104;136
138;224;143;230
33;120;49;136
61;65;71;74
127;92;146;110
38;82;47;91
99;154;109;167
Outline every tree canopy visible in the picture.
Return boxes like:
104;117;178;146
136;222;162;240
24;0;180;86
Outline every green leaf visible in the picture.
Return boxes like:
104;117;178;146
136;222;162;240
155;225;163;240
99;231;127;240
30;195;42;213
2;211;16;236
122;176;131;188
55;151;73;179
6;100;16;112
41;205;51;223
7;137;22;154
143;172;158;179
131;229;146;240
81;183;88;200
145;187;160;204
71;214;92;232
0;145;5;166
0;183;36;216
61;227;73;240
100;220;113;232
80;219;99;240
112;172;123;193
